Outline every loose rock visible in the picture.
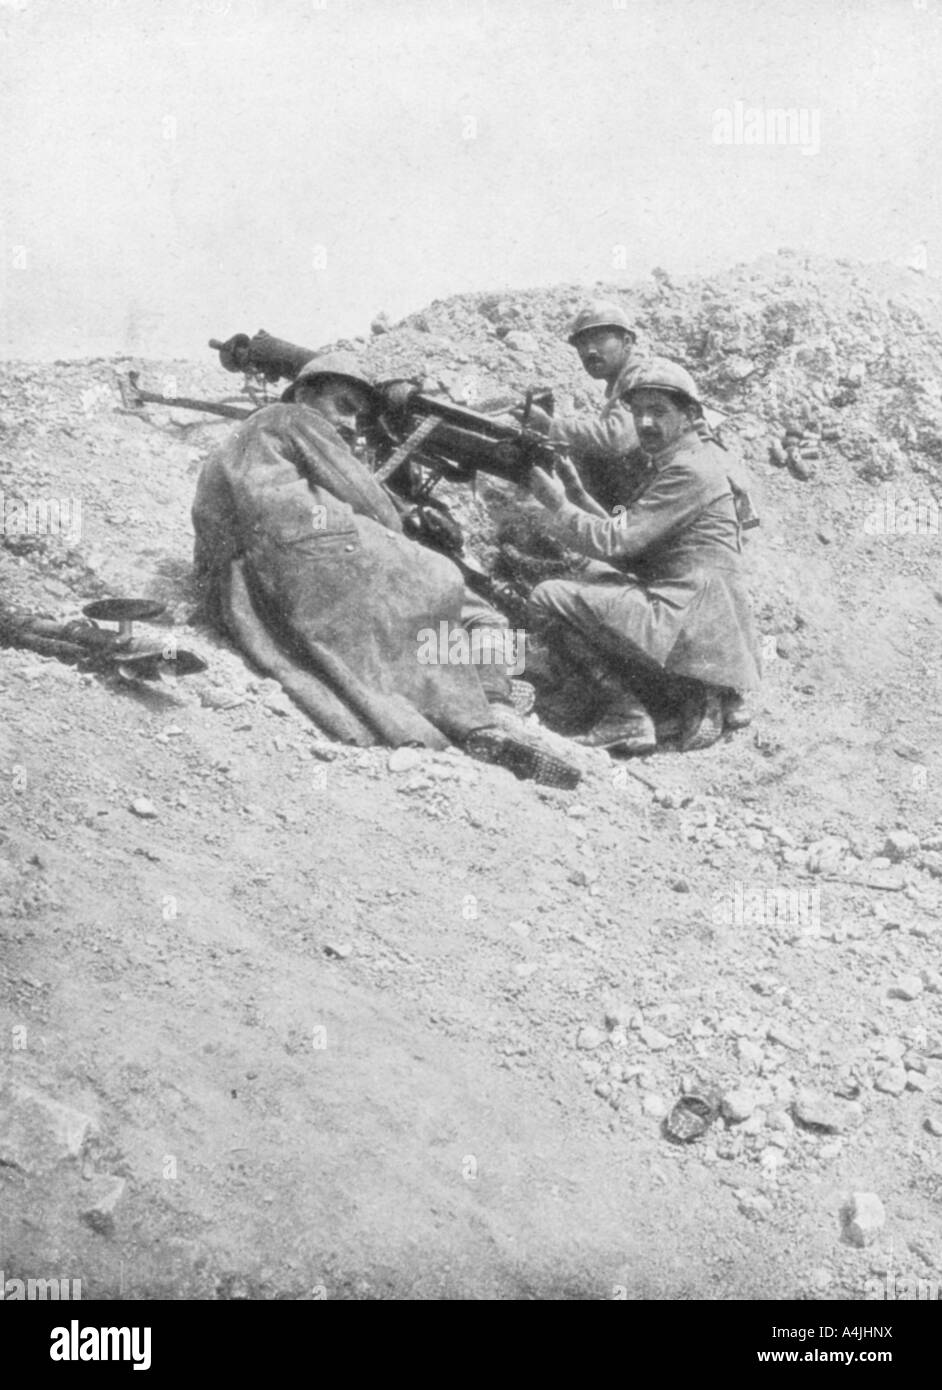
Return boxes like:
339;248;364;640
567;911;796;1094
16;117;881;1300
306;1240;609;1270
642;1092;669;1120
0;1083;97;1175
792;1090;849;1133
388;747;424;773
883;831;920;862
79;1176;127;1237
722;1088;757;1123
890;974;924;1001
874;1066;907;1095
842;1192;886;1247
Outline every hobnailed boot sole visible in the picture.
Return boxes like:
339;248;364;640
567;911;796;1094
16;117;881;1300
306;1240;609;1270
575;717;657;757
464;727;581;789
679;691;726;752
722;692;753;730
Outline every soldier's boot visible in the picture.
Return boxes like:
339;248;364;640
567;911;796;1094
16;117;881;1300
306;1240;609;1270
722;688;754;730
576;686;657;755
543;624;657;755
678;684;726;752
464;719;581;789
569;650;657;755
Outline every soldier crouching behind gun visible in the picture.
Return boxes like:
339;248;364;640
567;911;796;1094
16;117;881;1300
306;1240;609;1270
525;358;761;756
191;354;580;787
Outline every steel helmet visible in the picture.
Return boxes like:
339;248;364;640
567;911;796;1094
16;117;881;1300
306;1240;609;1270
281;352;377;403
621;357;704;415
566;300;636;345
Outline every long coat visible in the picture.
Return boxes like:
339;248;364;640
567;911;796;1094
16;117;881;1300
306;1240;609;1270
192;403;495;747
536;427;761;691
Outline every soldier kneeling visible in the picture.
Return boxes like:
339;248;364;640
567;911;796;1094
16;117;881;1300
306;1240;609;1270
525;358;760;755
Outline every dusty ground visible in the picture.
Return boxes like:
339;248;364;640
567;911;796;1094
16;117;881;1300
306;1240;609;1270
1;254;941;1300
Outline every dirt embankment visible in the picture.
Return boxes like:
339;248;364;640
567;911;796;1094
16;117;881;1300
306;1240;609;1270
1;253;941;1299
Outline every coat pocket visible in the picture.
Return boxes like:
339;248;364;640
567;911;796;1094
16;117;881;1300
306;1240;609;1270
270;528;361;558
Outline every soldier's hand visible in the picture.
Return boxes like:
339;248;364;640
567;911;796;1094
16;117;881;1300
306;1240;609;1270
555;457;584;495
528;466;567;513
511;403;552;435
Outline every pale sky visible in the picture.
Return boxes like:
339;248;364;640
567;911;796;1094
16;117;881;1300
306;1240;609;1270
1;0;939;359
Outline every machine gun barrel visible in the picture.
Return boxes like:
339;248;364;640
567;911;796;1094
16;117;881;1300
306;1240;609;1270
209;331;317;382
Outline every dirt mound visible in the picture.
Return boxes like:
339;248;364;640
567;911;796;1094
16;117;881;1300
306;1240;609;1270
1;254;941;1300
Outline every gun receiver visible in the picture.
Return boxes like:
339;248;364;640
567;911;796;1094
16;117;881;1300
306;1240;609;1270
374;380;557;488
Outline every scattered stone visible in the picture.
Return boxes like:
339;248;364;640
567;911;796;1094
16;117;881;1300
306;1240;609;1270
387;747;424;774
604;1003;632;1030
883;831;920;862
79;1176;126;1237
262;690;294;717
721;1088;757;1123
199;687;245;710
309;741;340;761
129;797;158;819
792;1091;847;1134
737;1038;764;1068
642;1092;669;1120
323;942;353;960
874;1066;907;1096
576;1025;605;1051
0;1083;97;1175
639;1025;671;1052
890;974;924;1001
810;1267;833;1291
767;1023;800;1050
503;329;539;354
737;1190;773;1219
842;1192;886;1247
924;1116;942;1137
805;837;847;874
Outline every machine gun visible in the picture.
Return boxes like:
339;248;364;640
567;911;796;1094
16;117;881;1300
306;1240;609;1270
207;329;559;488
0;599;207;683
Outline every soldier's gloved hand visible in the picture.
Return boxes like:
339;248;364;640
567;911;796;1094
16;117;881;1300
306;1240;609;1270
528;466;567;513
403;504;463;554
510;403;552;435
